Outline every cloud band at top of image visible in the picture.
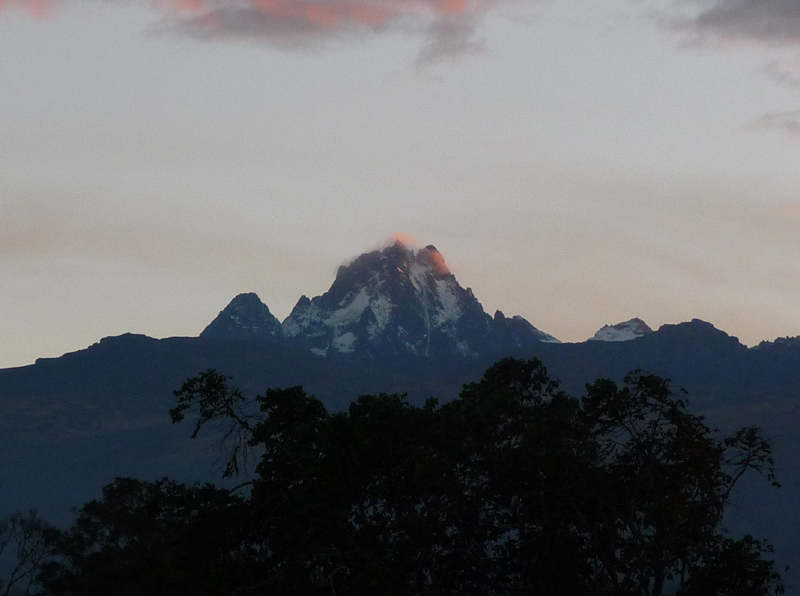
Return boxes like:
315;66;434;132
672;0;800;46
6;0;800;64
0;0;513;63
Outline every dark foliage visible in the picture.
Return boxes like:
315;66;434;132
0;510;55;596
37;479;254;596
34;359;784;595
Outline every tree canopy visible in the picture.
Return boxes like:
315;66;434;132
29;358;784;595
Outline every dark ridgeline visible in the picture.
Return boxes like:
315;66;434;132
1;239;799;590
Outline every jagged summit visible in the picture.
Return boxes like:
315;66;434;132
323;241;453;303
200;292;282;343
588;318;653;342
492;311;560;346
282;241;491;358
202;240;559;359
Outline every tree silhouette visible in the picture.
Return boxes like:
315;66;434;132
38;358;784;595
0;510;54;596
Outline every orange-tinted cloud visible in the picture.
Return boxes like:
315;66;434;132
167;0;207;13
419;244;451;274
372;234;452;273
0;0;509;63
0;0;56;18
389;232;422;248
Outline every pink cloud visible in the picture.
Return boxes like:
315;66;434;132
0;0;56;19
1;0;511;63
167;0;491;61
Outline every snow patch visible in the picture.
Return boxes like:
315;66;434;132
370;294;393;330
367;294;393;339
282;302;323;337
589;318;652;342
327;289;370;327
408;259;430;294
332;332;358;353
434;279;461;327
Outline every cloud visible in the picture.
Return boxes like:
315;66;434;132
166;0;497;63
0;199;323;286
665;1;800;137
746;109;800;139
415;13;485;65
672;0;800;46
168;0;396;47
1;0;510;63
0;0;55;19
387;232;423;248
764;58;800;86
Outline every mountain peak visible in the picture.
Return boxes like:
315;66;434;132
368;236;451;276
417;244;450;275
203;240;558;359
200;293;282;343
283;242;475;358
280;240;556;358
331;242;453;293
588;318;653;342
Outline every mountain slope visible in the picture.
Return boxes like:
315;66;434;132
5;239;800;590
280;240;557;359
2;321;800;589
200;293;282;343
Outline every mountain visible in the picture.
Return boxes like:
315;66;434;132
488;310;559;352
200;292;282;343
0;333;482;528
4;241;800;590
588;318;653;342
253;240;557;360
4;318;800;581
283;241;482;358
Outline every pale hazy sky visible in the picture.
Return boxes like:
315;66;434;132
2;0;800;368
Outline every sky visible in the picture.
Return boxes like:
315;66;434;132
2;0;800;368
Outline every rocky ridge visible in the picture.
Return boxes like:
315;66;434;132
201;240;559;359
201;292;282;343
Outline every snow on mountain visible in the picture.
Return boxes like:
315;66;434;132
588;318;653;342
282;241;480;357
281;240;557;359
200;240;559;359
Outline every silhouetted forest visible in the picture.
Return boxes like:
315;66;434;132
1;359;786;595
